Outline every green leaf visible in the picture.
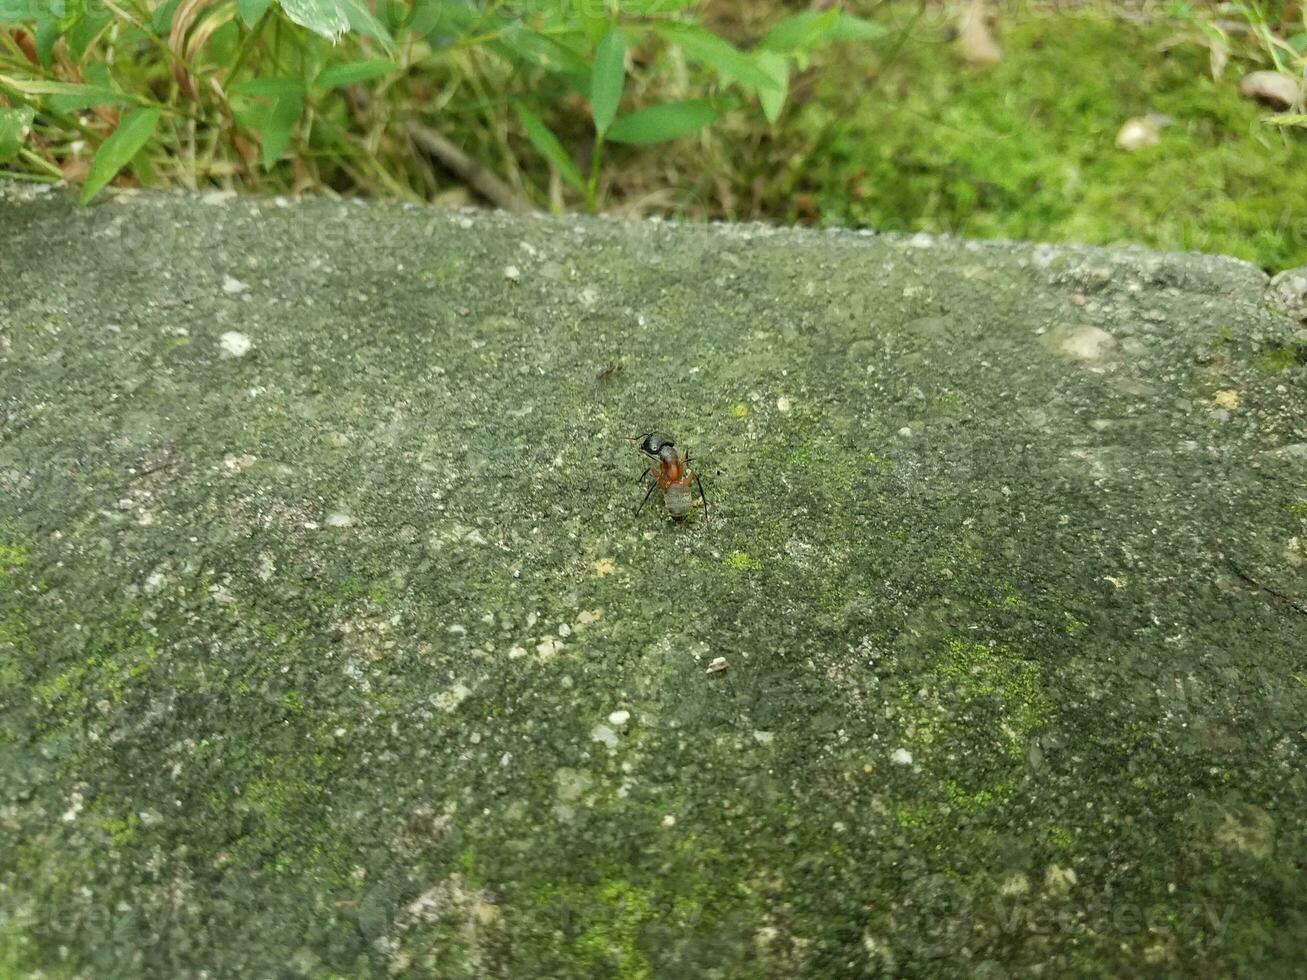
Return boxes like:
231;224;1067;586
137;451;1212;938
66;6;110;59
761;10;884;54
1264;113;1307;127
413;0;477;40
237;0;272;26
576;1;606;47
57;0;85;33
590;28;625;136
755;51;788;123
761;9;838;53
621;0;696;11
151;0;182;34
233;78;305;169
0;0;44;21
34;15;58;67
278;0;348;41
315;59;396;89
606;99;717;145
656;23;779;93
828;14;888;42
0;77;133;110
494;25;590;92
0;106;34;164
517;104;584;194
341;0;392;44
80;107;160;205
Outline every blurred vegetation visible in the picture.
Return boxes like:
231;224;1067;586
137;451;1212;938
1;0;1305;269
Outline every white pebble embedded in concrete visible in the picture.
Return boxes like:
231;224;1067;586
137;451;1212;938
219;331;251;357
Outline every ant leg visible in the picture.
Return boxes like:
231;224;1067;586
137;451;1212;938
637;467;651;486
635;480;658;516
693;472;709;522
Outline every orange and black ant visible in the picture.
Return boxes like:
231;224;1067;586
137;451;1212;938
635;431;708;523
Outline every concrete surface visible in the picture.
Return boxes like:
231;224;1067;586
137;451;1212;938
1;185;1305;977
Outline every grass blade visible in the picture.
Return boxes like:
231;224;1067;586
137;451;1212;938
0;76;132;109
518;104;584;193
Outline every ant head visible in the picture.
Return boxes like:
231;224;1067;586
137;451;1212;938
637;432;675;458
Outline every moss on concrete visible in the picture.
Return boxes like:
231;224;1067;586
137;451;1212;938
1;186;1305;976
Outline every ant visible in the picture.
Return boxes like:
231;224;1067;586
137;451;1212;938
635;432;709;523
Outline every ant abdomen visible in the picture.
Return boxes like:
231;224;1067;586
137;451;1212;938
664;484;695;521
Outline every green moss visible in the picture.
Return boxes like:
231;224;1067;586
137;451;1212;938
779;14;1307;269
575;880;655;980
35;611;158;710
723;550;762;574
0;538;33;700
1063;613;1091;637
889;639;1051;838
1258;345;1306;372
0;920;50;980
93;811;140;848
0;540;27;571
931;640;1048;750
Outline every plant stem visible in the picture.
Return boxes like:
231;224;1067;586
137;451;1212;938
586;131;604;213
0;167;58;182
224;8;274;89
18;147;62;177
0;79;101;141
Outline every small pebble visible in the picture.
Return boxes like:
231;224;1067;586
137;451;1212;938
219;331;251;357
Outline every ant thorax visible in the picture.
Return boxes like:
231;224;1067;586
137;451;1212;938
658;449;684;483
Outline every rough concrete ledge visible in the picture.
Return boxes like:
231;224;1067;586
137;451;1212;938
1;187;1305;977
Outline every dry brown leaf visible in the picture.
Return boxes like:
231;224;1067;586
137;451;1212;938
168;0;232;99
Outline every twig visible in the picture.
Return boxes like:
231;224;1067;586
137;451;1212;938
125;454;179;485
405;120;532;213
1228;559;1307;616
